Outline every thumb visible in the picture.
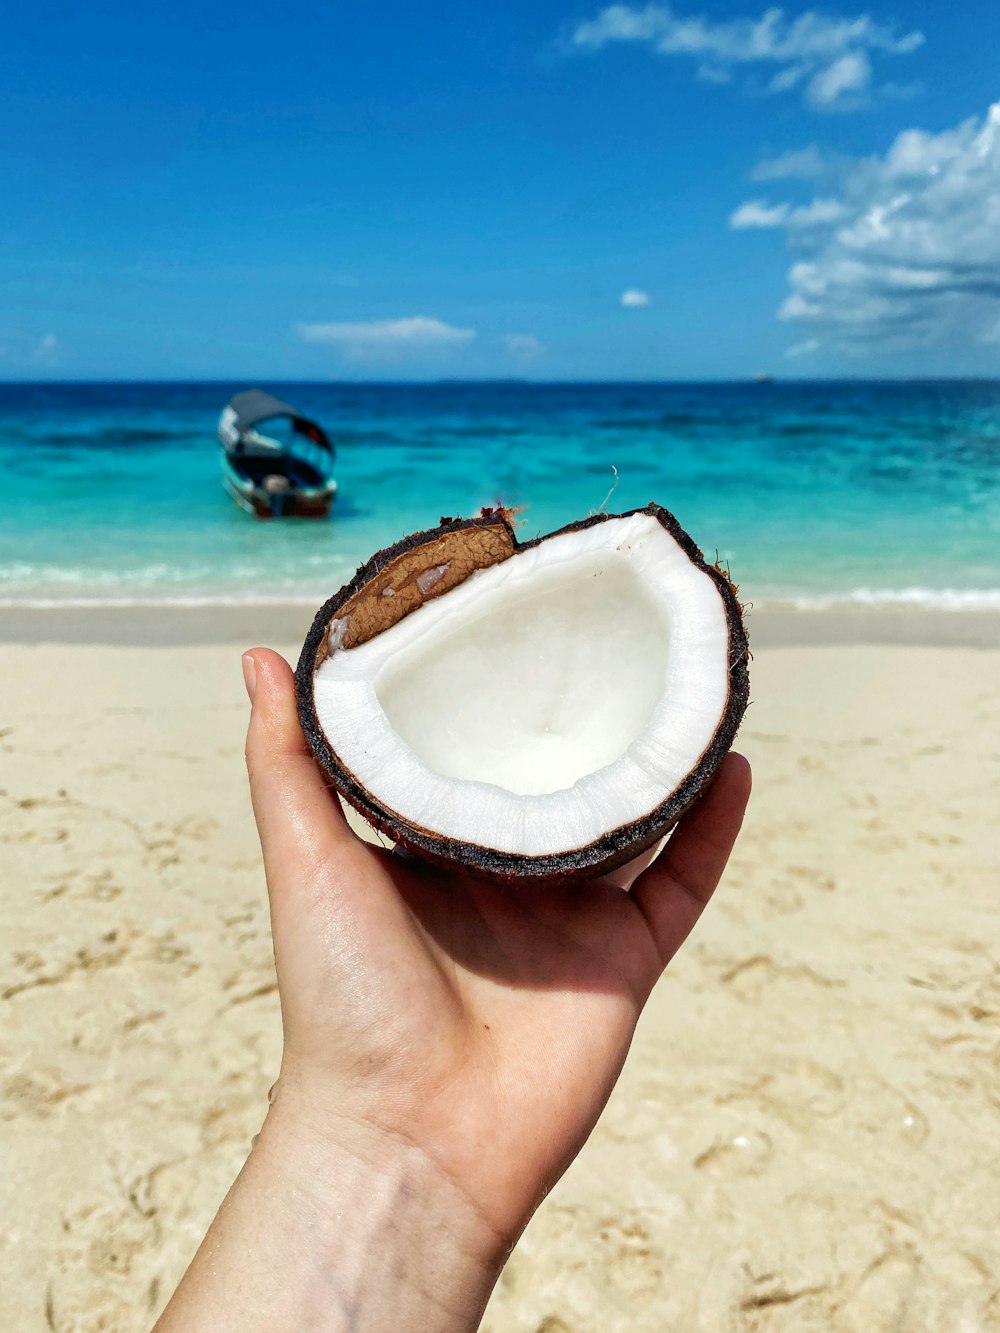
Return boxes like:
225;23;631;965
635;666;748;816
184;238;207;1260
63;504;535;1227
243;648;355;878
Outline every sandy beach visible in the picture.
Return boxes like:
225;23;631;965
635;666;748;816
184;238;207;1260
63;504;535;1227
2;613;999;1331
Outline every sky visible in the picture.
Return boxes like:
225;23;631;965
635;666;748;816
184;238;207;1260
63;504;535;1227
3;0;1000;380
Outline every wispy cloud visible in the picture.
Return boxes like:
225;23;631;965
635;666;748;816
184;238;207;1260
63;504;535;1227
620;288;651;307
785;337;820;357
731;100;1000;353
297;316;476;359
567;4;923;110
504;333;546;359
751;145;828;180
806;49;869;107
730;199;790;229
730;196;846;229
33;333;59;364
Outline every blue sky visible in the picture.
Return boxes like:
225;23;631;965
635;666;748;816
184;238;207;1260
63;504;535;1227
4;0;1000;379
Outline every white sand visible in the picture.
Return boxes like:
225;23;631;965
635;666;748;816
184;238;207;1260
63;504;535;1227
1;638;999;1331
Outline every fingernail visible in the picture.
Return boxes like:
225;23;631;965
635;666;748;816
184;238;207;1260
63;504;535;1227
241;653;257;704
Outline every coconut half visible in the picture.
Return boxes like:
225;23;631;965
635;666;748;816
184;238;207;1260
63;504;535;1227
296;504;749;882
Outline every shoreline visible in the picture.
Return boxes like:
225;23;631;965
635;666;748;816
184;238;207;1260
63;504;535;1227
2;601;999;647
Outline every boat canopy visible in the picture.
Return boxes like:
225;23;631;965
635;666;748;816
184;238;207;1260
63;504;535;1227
220;390;334;455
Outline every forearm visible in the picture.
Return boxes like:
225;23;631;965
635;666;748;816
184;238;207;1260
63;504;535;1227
154;1097;505;1333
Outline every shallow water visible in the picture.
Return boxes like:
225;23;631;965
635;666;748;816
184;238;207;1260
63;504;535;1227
2;379;998;609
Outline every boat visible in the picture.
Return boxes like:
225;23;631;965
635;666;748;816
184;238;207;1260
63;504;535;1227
217;390;337;518
752;372;774;384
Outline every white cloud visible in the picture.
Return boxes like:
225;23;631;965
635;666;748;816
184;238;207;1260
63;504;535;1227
297;316;475;359
730;199;788;228
768;61;810;93
805;49;869;108
568;4;923;110
734;100;1000;352
620;288;652;306
504;333;546;359
731;196;847;229
787;197;848;227
751;145;828;180
786;337;820;357
696;63;731;85
33;333;59;363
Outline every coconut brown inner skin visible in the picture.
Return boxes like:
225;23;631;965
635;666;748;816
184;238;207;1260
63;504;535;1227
312;516;515;668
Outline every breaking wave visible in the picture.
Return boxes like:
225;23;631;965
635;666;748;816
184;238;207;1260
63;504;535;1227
769;587;1000;612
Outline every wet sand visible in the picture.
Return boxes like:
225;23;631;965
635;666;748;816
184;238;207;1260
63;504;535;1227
1;601;998;648
1;629;999;1330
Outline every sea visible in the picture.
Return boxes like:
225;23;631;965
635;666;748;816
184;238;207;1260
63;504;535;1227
2;380;999;612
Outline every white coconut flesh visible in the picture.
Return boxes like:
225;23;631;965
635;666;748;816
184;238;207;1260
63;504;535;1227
313;511;732;858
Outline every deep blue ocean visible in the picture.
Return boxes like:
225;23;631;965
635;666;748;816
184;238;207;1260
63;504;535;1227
2;380;998;610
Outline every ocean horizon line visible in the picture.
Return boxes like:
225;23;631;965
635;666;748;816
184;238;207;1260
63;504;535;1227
5;375;1000;389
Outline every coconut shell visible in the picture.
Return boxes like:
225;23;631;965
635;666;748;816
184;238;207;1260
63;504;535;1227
296;503;749;883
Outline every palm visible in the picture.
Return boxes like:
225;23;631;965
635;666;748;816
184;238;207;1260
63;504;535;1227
247;649;750;1243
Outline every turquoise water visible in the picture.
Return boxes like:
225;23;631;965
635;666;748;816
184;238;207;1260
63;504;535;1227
2;380;999;609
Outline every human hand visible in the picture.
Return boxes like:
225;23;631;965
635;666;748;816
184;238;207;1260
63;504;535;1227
155;647;750;1333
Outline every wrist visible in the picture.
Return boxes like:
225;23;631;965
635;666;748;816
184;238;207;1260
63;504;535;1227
155;1081;506;1333
249;1091;507;1331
